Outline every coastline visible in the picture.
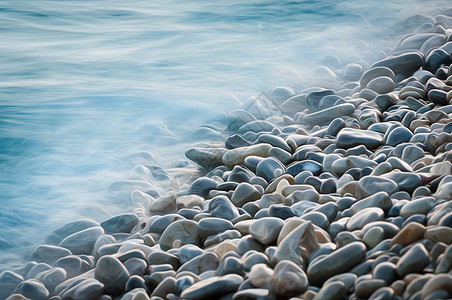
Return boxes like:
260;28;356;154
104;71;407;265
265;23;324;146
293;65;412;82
1;11;452;300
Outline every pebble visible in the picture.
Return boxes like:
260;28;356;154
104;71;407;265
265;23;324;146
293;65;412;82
366;76;396;94
307;241;366;286
198;218;234;239
0;271;23;300
249;217;284;245
396;243;430;278
256;157;286;183
222;144;272;167
45;219;99;245
13;279;49;300
59;226;104;255
159;220;199;250
390;222;426;246
303;103;355;125
207;195;240;221
94;255;130;294
180;274;243;299
30;245;72;265
102;214;140;235
231;182;261;207
336;128;383;149
371;51;424;77
177;252;219;275
270;260;308;297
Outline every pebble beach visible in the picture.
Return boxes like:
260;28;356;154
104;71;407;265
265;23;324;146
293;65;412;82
2;6;452;300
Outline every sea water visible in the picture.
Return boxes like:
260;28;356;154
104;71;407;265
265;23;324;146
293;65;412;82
0;0;449;269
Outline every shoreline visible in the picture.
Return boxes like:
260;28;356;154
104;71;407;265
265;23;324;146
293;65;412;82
2;12;452;300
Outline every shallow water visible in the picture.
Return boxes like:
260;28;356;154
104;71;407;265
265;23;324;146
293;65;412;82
0;0;449;269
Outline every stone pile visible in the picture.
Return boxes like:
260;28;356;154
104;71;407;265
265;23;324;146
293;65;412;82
2;14;452;300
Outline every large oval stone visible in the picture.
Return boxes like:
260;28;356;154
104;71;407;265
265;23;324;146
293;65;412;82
307;241;366;286
180;274;243;299
94;255;129;295
159;220;199;250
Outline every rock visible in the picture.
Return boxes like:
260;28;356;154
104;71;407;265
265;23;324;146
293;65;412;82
384;126;413;147
371;52;424;77
228;109;257;131
190;177;217;198
346;207;384;230
180;274;243;299
159;220;199;250
420;274;452;299
381;171;422;193
204;229;241;247
30;244;72;265
336;128;383;149
59;226;104;255
149;194;177;214
331;156;378;177
318;95;346;110
326;118;346;136
231;183;261;207
257;134;292;152
101;213;139;234
424;48;451;74
307;242;366;286
176;195;204;210
286;160;323;177
400;196;436;219
366;76;396;94
177;252;219;275
355;279;387;298
14;279;49;300
232;289;276;300
270;260;308;297
247;263;274;287
303;103;355;125
306;89;335;112
45;219;99;245
313;281;347;300
396;243;430;278
198;218;234;239
375;94;398;110
208;195;240;221
126;275;147;292
238;120;274;134
225;134;252;149
59;278;103;300
256;157;285;182
124;258;147;276
273;221;319;265
34;267;66;294
151;277;178;298
185;146;227;169
350;191;391;214
425;226;452;244
390;222;426;246
249;217;284;245
360;66;396;88
0;270;23;300
147;251;180;270
94;255;129;294
301;211;329;229
373;262;397;284
55;255;93;278
357;176;398;198
223;144;272;167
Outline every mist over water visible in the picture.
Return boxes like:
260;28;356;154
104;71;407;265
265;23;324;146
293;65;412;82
0;0;449;269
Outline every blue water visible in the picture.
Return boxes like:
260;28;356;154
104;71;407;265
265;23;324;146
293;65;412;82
0;0;449;269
